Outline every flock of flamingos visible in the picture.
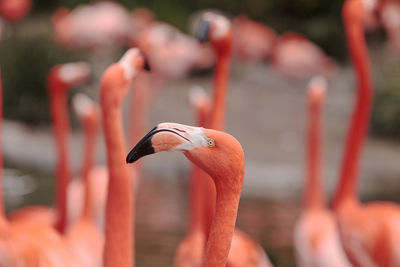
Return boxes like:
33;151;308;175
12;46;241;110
1;0;400;266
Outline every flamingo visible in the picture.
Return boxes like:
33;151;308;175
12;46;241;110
293;77;352;267
270;32;338;80
99;48;149;267
0;0;31;22
65;93;103;267
184;12;272;267
173;87;210;266
332;0;400;266
232;15;277;62
52;1;134;50
7;62;91;233
378;0;400;52
127;122;247;267
0;63;84;267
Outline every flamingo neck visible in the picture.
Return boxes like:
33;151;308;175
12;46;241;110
188;166;207;233
303;92;325;210
80;121;97;221
101;69;134;267
203;176;242;267
333;1;373;208
0;69;7;231
209;51;231;131
48;77;71;233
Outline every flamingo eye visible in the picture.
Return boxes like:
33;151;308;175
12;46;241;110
207;138;215;147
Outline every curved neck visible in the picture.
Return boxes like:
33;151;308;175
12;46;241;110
80;119;97;221
333;1;373;208
203;175;243;267
209;51;231;131
48;77;71;233
0;69;7;231
101;68;134;267
303;93;325;210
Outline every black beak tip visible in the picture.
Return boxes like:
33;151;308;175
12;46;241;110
196;19;210;43
126;126;157;164
144;59;151;72
126;151;137;164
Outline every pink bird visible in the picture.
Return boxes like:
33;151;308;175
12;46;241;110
66;93;104;267
332;0;400;265
7;62;91;233
294;77;352;267
0;0;31;22
378;0;400;52
52;1;134;50
271;32;338;80
232;15;277;62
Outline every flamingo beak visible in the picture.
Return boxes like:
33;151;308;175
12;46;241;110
197;19;210;43
144;59;151;71
126;124;193;164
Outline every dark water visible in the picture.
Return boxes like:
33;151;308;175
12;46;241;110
4;164;299;267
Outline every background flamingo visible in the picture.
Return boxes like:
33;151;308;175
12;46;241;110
270;32;338;80
7;62;91;233
294;77;352;267
0;0;31;22
232;15;277;62
66;93;103;267
100;48;148;267
332;0;400;265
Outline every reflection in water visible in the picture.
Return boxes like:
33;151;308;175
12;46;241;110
5;167;299;266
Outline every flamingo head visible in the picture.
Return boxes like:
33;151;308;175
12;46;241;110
51;62;92;90
343;0;378;25
308;76;327;105
126;122;244;184
196;12;232;53
72;93;99;130
100;48;150;108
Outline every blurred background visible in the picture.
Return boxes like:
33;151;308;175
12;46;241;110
1;0;400;266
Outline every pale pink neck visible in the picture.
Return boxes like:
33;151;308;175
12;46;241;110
0;69;7;230
188;166;206;233
80;119;97;221
333;3;372;208
303;93;325;210
101;70;134;267
203;177;242;267
48;77;71;233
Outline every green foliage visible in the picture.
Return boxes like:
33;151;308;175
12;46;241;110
0;33;79;125
371;60;400;139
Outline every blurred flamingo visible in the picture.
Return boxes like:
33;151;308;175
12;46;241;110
7;63;91;233
100;48;148;267
332;0;400;265
271;32;338;80
294;77;352;267
127;122;246;267
174;87;210;266
138;22;214;82
378;0;400;51
0;0;31;22
52;1;139;50
174;12;272;267
232;15;277;62
0;64;85;267
65;94;103;267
